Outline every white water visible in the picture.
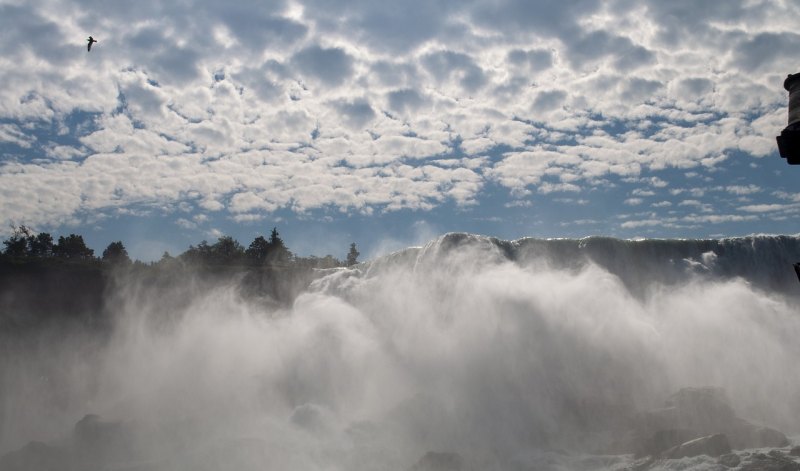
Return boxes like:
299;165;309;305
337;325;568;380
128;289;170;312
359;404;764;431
3;234;800;470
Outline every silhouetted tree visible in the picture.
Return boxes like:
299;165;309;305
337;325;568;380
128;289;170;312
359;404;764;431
155;251;181;270
317;255;341;269
210;236;244;264
29;232;54;257
102;241;131;265
346;242;360;266
3;225;32;257
181;240;210;264
266;227;291;265
54;234;94;260
246;236;270;265
292;255;341;269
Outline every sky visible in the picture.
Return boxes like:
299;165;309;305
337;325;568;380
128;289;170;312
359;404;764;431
1;0;799;261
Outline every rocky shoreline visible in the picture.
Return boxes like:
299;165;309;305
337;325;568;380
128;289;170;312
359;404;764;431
2;388;797;471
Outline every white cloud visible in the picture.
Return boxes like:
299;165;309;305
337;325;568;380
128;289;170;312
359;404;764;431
621;219;663;229
0;0;794;234
725;184;761;195
739;203;794;213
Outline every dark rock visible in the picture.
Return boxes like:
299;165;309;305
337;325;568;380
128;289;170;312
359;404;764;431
618;387;791;455
409;451;463;471
739;451;800;471
664;388;737;433
790;446;800;457
757;428;791;448
629;456;656;471
727;420;790;449
637;429;698;457
74;413;123;443
662;433;731;459
72;413;139;464
0;441;68;471
719;453;741;468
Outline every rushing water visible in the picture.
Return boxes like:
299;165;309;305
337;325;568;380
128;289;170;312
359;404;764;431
3;234;800;470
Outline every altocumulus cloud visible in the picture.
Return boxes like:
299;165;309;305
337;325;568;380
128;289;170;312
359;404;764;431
0;0;798;236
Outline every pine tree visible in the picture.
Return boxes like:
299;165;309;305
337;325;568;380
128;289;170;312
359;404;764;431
102;241;131;265
54;234;94;260
267;227;291;265
2;225;32;257
346;242;360;266
246;236;270;265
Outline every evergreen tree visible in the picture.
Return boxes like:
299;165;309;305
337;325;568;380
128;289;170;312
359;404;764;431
266;227;291;265
102;241;131;265
2;225;32;257
346;242;360;266
246;236;270;265
156;251;179;269
54;234;94;260
210;236;244;264
180;240;210;264
29;232;54;257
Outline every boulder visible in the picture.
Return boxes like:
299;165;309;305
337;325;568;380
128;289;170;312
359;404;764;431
751;427;790;448
739;452;800;471
72;413;136;462
0;441;68;471
719;453;741;468
618;387;790;456
662;433;731;459
790;446;800;457
636;429;697;457
727;419;790;449
664;388;737;434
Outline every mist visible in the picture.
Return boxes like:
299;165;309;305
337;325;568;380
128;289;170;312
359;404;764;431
2;234;800;470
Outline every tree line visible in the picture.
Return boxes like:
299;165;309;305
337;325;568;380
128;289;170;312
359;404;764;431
1;225;361;269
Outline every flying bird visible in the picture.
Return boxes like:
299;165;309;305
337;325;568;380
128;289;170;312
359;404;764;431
87;36;97;52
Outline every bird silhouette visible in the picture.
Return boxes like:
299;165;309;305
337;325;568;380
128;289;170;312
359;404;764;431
87;36;97;52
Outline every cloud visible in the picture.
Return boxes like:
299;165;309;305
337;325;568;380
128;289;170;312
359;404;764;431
619;78;663;103
532;90;567;112
732;32;800;73
290;45;355;87
739;203;794;213
470;0;598;39
621;219;662;229
507;49;554;71
351;1;454;54
421;50;487;93
0;4;72;65
330;98;376;129
218;8;307;50
725;185;760;195
386;89;426;115
671;78;714;101
0;0;795;237
0;124;35;148
566;30;655;72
